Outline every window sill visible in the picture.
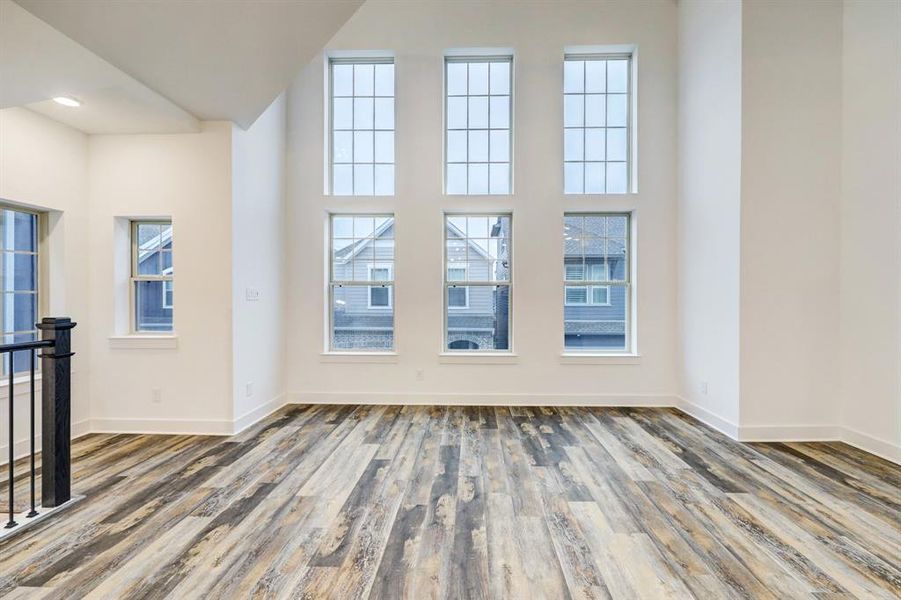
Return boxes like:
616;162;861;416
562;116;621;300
559;353;641;365
108;335;179;350
439;353;518;365
320;352;398;364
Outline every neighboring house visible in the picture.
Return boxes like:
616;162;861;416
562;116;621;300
564;217;627;349
136;230;173;331
331;218;511;350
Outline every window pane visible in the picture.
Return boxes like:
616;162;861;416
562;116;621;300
374;63;394;96
374;98;394;129
607;128;627;161
353;164;374;195
374;131;394;163
585;60;606;93
564;162;584;194
607;60;629;93
585;129;605;161
446;164;467;194
447;62;468;95
135;280;173;332
564;95;584;127
447;97;467;130
353;216;375;239
353;130;374;163
2;293;36;333
489;164;510;195
468;96;488;128
137;223;161;246
564;129;584;161
332;284;394;350
353;98;374;129
563;213;629;351
564;60;584;93
585;163;605;193
333;64;353;96
489;61;510;95
137;248;162;275
446;285;510;351
333;165;353;195
374;165;395;196
333;131;353;163
607;94;627;127
354;64;374;96
468;163;489;194
333;97;353;129
5;211;37;252
468;130;489;162
446;57;513;195
468;62;489;95
3;253;36;291
607;163;628;193
489;96;510;129
585;95;605;127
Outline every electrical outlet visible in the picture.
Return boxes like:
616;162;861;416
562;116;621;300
700;381;709;395
245;382;254;397
151;388;162;404
245;288;261;301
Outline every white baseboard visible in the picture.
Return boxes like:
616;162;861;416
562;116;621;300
287;391;679;407
0;419;91;466
674;397;740;439
89;417;234;436
840;427;901;464
737;424;843;442
233;394;287;435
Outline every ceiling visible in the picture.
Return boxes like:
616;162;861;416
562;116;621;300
14;0;364;129
0;0;198;133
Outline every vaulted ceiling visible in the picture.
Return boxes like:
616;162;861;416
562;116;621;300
2;0;363;132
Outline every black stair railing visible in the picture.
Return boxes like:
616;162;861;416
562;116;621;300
2;317;76;530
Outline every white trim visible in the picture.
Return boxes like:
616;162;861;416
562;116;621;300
559;353;641;365
289;391;677;406
108;335;178;350
439;352;519;365
320;352;399;364
840;427;901;465
674;396;740;439
737;424;842;442
89;416;234;436
232;394;287;435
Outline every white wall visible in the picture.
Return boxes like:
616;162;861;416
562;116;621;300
839;0;901;459
676;0;743;432
738;0;843;434
231;94;287;428
285;0;679;404
0;107;91;457
88;122;235;432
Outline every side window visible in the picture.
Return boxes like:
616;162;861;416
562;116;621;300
132;220;173;332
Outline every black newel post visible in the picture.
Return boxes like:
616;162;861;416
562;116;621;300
37;317;76;508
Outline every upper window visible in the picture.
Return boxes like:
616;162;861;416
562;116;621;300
132;221;173;333
329;215;395;350
330;59;395;196
445;56;512;195
563;55;631;194
1;207;39;375
563;214;631;352
444;214;512;351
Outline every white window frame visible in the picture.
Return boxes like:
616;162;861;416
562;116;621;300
443;213;512;352
0;204;42;376
328;57;396;196
446;266;469;309
563;212;632;354
131;220;173;334
367;263;393;309
444;55;513;195
328;214;395;351
563;53;633;194
161;267;174;309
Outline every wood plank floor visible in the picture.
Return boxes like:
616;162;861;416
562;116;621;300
1;405;899;599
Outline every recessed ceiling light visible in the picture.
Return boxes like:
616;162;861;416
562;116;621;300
52;96;81;107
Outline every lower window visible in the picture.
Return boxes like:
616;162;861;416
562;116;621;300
444;214;512;351
563;213;631;352
329;215;395;350
0;206;39;375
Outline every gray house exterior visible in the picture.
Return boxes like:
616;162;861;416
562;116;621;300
136;233;173;331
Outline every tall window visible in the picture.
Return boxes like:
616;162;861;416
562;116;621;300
132;221;173;332
444;214;511;351
1;207;39;374
445;56;512;195
330;58;395;196
329;215;395;350
563;55;631;194
563;214;631;352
